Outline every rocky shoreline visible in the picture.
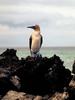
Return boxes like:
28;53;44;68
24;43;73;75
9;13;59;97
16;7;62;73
0;49;75;100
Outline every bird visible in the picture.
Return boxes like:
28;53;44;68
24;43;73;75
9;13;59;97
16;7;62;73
27;25;43;57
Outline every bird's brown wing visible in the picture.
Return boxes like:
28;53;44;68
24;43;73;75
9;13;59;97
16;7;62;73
40;35;43;47
29;35;32;50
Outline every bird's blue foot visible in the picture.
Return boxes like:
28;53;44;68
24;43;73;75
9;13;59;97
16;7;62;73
31;52;42;58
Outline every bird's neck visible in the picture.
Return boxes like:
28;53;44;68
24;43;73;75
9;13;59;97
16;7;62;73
32;30;40;36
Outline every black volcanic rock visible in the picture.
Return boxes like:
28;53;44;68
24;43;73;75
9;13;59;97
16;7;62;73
0;49;73;99
0;49;19;69
45;55;72;90
72;60;75;74
0;49;20;79
0;49;20;97
68;76;75;100
0;77;18;97
14;54;72;95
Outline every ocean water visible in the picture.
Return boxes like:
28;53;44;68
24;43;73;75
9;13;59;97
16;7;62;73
0;47;75;71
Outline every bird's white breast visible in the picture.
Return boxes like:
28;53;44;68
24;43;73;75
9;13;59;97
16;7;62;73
31;32;41;52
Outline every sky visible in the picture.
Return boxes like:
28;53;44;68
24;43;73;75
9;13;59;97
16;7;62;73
0;0;75;47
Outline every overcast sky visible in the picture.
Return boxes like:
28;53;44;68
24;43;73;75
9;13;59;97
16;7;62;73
0;0;75;47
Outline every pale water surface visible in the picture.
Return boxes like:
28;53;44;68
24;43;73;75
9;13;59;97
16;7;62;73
0;47;75;71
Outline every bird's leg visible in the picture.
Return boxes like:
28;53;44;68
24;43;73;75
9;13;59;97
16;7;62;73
36;52;42;58
33;52;42;58
30;50;36;57
30;50;42;58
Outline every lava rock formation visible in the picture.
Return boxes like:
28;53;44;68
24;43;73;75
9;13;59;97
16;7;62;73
0;49;74;100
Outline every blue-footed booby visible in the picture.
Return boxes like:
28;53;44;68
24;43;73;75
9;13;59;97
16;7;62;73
27;25;43;57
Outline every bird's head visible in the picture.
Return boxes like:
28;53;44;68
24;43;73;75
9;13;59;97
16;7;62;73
27;25;40;31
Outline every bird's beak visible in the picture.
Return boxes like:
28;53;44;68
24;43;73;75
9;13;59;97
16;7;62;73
27;26;35;29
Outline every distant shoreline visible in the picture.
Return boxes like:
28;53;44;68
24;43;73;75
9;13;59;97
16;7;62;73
0;46;75;49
